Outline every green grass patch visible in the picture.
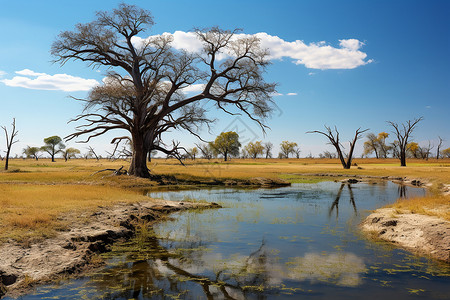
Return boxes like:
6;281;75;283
278;174;327;184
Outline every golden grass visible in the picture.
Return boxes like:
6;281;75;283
388;195;450;221
147;158;450;186
0;183;150;243
2;157;449;184
0;157;448;243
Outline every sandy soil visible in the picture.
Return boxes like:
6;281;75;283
360;207;450;263
0;199;220;298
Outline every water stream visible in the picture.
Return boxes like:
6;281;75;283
13;181;449;299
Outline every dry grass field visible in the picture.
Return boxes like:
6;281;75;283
1;157;449;244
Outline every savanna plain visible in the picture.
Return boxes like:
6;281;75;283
1;157;449;245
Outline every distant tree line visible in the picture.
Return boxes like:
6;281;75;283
2;117;450;171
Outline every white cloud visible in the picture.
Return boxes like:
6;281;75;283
308;72;316;76
339;39;363;51
270;92;283;96
0;70;6;77
181;83;205;94
1;69;99;92
140;31;371;70
252;33;371;69
15;69;46;77
286;92;297;96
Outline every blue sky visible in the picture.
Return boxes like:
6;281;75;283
0;0;449;157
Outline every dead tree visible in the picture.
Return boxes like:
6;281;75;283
91;165;127;177
387;117;423;166
419;141;433;160
263;142;273;159
307;126;368;169
196;143;214;160
436;136;443;159
2;118;19;171
106;141;121;161
87;146;99;161
53;4;275;178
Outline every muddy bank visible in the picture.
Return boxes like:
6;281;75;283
151;174;291;188
361;208;450;263
0;199;220;298
293;173;436;188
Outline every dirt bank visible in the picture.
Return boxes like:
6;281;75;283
361;208;450;263
0;199;221;298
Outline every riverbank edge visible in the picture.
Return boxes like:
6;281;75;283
355;176;450;263
360;208;450;262
294;173;450;263
0;199;221;298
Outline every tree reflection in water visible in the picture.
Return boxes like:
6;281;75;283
328;182;418;220
87;229;277;299
398;184;407;198
83;223;366;299
329;183;357;219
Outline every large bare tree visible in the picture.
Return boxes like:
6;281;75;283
387;117;423;166
52;4;275;178
307;126;368;169
2;118;19;171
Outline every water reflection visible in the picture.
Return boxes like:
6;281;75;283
18;182;444;300
329;183;357;219
85;230;367;299
398;185;410;198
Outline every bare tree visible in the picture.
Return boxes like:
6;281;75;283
387;117;423;166
390;140;401;158
106;141;121;160
188;147;198;160
436;136;443;159
52;4;275;178
87;146;100;161
263;142;273;159
2;118;19;170
293;146;301;159
418;141;433;160
196;143;214;160
307;126;368;169
319;150;337;159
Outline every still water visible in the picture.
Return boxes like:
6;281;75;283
16;182;449;299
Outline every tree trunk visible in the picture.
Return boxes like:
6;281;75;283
4;148;10;170
336;148;347;169
128;133;150;178
224;150;228;162
400;152;406;166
